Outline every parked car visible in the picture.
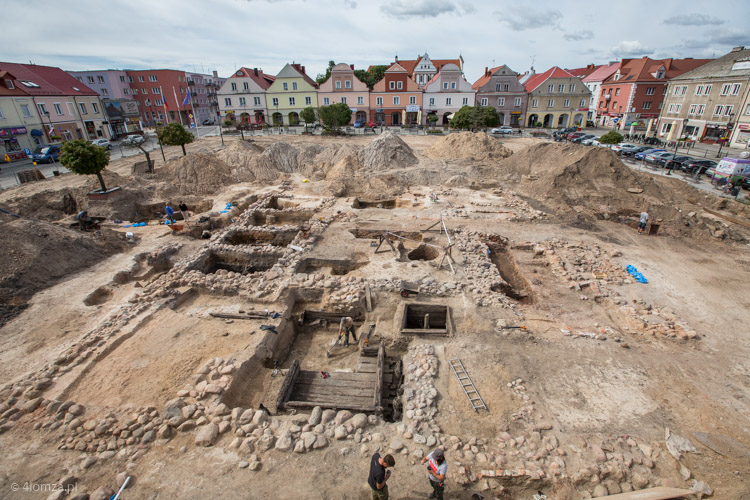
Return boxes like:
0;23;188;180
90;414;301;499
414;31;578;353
644;137;663;146
90;139;111;150
665;156;694;171
571;134;595;144
559;126;577;134
353;121;365;128
645;151;674;165
620;144;648;156
202;119;214;125
683;159;717;175
566;132;586;141
581;136;600;146
122;134;145;145
658;154;690;168
635;148;665;161
28;144;61;163
611;143;635;153
490;126;514;135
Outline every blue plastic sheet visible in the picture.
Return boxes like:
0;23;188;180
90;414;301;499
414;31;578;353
626;265;648;284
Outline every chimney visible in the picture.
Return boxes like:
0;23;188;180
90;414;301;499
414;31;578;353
213;70;218;77
254;68;258;76
350;64;354;70
301;66;306;75
395;56;399;63
485;66;489;77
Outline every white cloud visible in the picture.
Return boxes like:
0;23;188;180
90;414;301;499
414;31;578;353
382;0;459;19
494;7;562;31
610;40;654;58
564;30;594;41
663;14;724;26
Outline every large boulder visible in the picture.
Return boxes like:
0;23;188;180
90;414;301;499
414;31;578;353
194;423;219;447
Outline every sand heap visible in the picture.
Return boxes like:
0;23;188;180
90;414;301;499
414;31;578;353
0;217;127;326
359;131;418;171
160;152;234;194
424;131;513;161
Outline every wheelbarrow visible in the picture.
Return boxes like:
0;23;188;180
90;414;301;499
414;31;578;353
400;280;419;298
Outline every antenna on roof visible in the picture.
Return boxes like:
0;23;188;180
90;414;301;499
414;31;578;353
530;55;536;72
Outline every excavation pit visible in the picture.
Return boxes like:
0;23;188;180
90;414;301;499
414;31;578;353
200;250;281;275
249;210;314;226
487;241;534;304
352;198;403;209
407;244;440;261
264;196;298;210
224;228;298;247
296;258;368;276
400;304;452;336
349;229;423;241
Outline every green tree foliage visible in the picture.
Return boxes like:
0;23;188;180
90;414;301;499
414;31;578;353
157;123;195;156
316;60;337;85
319;102;352;133
353;65;388;90
599;131;624;145
59;139;110;192
300;106;317;125
450;105;499;130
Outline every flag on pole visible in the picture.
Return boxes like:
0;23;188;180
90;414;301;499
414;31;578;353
173;86;180;110
182;91;191;107
161;86;169;110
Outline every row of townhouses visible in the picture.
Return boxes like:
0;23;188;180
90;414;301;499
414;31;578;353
2;47;749;161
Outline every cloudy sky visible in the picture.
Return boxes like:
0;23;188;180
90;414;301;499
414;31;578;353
2;0;749;82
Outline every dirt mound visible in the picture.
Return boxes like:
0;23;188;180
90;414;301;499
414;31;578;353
359;132;418;171
159;152;234;194
424;132;513;161
0;218;127;326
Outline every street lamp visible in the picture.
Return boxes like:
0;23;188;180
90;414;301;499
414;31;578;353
716;112;734;158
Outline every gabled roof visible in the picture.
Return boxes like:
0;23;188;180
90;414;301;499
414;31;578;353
0;62;98;96
522;66;576;92
372;63;420;92
0;70;29;96
566;64;599;78
471;64;518;90
669;47;750;81
274;63;318;88
583;62;620;83
231;67;275;89
369;55;462;77
602;57;712;85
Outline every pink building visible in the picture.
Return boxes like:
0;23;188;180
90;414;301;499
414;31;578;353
317;63;370;124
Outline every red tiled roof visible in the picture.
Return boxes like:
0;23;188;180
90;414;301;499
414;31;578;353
602;57;712;84
290;63;318;88
370;56;462;77
522;67;576;92
566;64;598;78
0;70;29;96
583;62;620;83
0;62;98;96
234;67;275;89
472;65;502;90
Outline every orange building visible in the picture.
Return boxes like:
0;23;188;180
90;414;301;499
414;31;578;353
369;63;422;126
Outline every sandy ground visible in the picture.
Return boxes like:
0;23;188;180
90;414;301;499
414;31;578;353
0;133;749;499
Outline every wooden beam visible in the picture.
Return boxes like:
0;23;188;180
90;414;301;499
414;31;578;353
400;328;448;335
276;359;300;410
587;486;700;499
374;341;385;411
294;378;376;389
297;371;375;383
209;312;267;320
365;284;373;312
285;401;376;412
293;386;375;398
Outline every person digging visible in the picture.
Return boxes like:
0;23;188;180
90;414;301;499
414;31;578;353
339;316;357;347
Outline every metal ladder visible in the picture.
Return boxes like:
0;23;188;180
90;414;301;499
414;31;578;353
448;358;488;412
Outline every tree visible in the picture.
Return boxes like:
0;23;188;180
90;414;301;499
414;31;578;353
319;102;352;133
427;115;439;128
353;65;387;90
450;105;499;131
157;122;195;156
122;135;153;172
316;60;336;85
300;106;317;126
59;139;110;192
599;131;624;145
480;106;500;128
450;106;474;130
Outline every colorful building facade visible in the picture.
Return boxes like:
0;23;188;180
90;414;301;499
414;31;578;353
265;63;318;126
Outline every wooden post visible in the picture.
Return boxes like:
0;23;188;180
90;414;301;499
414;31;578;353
276;359;300;410
374;341;385;414
423;313;430;329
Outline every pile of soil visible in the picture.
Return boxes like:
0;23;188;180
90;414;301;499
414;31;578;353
159;152;234;194
0;217;127;326
359;132;418;171
424;131;513;161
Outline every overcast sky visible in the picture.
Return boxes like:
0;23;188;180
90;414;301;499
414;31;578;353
2;0;749;82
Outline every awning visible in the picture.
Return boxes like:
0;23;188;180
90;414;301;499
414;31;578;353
30;129;44;137
445;113;455;120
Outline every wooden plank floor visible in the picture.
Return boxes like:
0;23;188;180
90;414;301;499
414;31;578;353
288;370;377;411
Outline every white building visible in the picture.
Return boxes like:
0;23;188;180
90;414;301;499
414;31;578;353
423;63;475;126
217;67;275;125
582;62;620;124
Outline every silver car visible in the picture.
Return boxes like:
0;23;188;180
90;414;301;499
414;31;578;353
490;126;514;135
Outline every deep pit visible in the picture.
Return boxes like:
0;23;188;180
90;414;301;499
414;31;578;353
296;258;368;276
200;251;281;275
224;228;299;247
487;241;534;303
407;244;441;261
400;304;451;335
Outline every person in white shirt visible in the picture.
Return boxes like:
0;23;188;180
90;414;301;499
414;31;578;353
638;210;649;234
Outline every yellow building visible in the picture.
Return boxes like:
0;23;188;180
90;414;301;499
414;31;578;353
265;63;318;125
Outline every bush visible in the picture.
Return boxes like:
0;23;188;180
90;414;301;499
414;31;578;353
426;129;443;134
599;131;624;145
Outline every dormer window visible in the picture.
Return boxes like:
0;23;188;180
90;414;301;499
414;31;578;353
5;79;14;89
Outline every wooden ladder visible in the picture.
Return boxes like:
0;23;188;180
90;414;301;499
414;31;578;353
448;358;488;412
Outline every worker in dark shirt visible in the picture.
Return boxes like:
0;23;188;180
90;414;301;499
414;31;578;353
368;452;395;500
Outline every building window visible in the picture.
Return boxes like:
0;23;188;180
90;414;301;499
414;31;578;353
53;103;63;115
498;97;505;106
643;101;652;110
451;82;456;89
694;85;703;96
481;98;488;106
101;88;108;96
579;98;585;107
289;97;295;106
292;82;298;90
6;79;14;89
558;84;564;92
132;88;138;94
76;77;83;83
658;101;663;109
120;76;126;83
563;99;570;107
145;99;151;106
731;83;741;95
409;96;416;105
241;82;248;90
20;104;32;117
429;98;435;106
272;97;279;106
495;84;501;91
97;75;105;83
225;98;232;106
324;97;330;105
548;99;554;107
445;97;452;105
341;97;347;104
688;104;697;114
37;103;48;116
92;102;99;113
66;102;75;115
397;81;403;90
0;107;4;119
515;97;522;107
745;103;750;115
142;89;148;94
87;76;95;84
152;87;160;94
724;105;733;116
548;84;554;93
443;82;449;90
697;104;705;115
154;99;163;106
714;104;724;115
123;88;129;95
504;83;509;91
305;96;311;105
600;101;605;108
345;80;351;89
252;96;260;106
720;83;731;95
393;96;400;105
462;97;469;105
138;76;145;82
569;84;575;92
78;103;88;115
703;84;712;95
389;81;395;90
239;97;246;106
532;99;538;108
662;87;667;95
283;82;288;90
128;76;133;82
149;75;157;82
615;88;620;96
376;97;383;105
231;82;237;90
335;81;341;89
357;96;364;105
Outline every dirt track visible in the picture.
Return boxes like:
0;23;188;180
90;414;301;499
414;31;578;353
0;132;749;499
